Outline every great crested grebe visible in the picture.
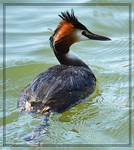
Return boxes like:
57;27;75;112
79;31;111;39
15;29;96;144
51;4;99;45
18;10;111;114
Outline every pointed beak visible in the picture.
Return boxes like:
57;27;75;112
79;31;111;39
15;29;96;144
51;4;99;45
83;30;111;41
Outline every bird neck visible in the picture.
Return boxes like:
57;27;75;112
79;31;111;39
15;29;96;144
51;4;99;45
51;41;88;68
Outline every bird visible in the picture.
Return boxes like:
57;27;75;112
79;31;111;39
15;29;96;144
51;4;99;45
18;9;111;115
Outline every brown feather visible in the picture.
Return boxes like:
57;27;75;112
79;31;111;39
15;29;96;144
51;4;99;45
55;21;75;41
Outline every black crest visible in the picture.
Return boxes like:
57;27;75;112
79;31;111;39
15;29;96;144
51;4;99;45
59;9;87;30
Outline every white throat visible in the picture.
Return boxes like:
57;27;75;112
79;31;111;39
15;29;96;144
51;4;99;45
65;51;80;60
76;30;89;41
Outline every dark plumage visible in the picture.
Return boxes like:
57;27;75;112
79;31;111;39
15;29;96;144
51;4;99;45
58;9;87;30
18;65;96;113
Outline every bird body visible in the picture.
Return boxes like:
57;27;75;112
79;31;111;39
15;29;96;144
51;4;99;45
19;65;96;113
18;10;110;114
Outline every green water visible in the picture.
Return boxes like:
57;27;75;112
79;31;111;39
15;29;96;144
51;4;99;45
0;0;134;149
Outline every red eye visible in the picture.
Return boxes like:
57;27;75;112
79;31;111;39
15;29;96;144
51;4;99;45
82;31;86;35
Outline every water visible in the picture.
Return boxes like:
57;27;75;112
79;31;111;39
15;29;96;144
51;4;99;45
0;0;134;149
